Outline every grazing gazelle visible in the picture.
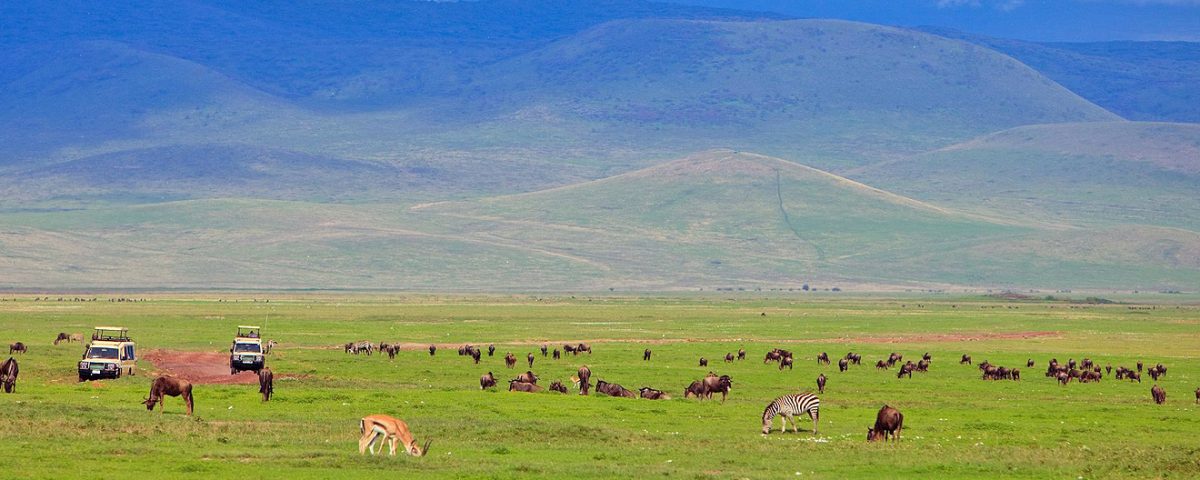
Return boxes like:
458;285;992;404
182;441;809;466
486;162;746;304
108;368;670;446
358;414;431;457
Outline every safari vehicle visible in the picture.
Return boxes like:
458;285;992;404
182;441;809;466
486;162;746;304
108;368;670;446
78;327;136;381
230;325;265;374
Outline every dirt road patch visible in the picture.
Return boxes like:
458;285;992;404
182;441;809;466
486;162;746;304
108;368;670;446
142;349;258;385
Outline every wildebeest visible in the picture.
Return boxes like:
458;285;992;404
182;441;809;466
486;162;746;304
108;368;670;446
595;380;636;398
504;353;517;369
816;374;827;394
867;405;903;442
643;349;652;361
1137;361;1143;372
817;352;830;365
54;332;83;345
480;372;497;390
699;357;708;367
761;393;820;435
515;370;538;384
960;354;972;365
848;353;862;365
725;353;734;363
875;360;889;370
508;380;542;393
1057;372;1070;386
838;358;849;372
764;350;783;364
1127;371;1142;383
8;342;26;354
563;344;577;355
487;344;495;357
737;348;746;361
779;356;793;371
1194;387;1199;404
1027;358;1035;368
384;345;399;360
577;365;591;395
1151;384;1166;404
540;345;548;357
552;349;560;360
684;380;707;399
702;374;733;402
1;357;17;393
1011;368;1021;381
549;381;568;394
428;344;436;356
638;387;669;400
258;368;274;402
577;343;592;355
1105;365;1112;375
916;359;930;373
142;376;194;416
922;352;931;362
887;353;903;367
897;362;914;379
527;352;535;368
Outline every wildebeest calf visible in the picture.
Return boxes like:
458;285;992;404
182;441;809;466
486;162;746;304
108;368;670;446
143;376;194;416
549;381;568;394
638;387;669;400
867;405;903;442
8;342;25;355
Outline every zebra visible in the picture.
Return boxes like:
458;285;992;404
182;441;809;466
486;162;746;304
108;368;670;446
761;393;820;434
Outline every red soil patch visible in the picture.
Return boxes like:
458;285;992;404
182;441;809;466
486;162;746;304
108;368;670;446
142;349;258;385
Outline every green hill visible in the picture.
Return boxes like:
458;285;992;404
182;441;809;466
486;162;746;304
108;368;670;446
853;122;1200;230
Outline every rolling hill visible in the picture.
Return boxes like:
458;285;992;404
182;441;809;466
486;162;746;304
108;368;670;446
852;122;1200;230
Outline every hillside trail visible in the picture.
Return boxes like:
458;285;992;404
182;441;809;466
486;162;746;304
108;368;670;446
142;349;258;385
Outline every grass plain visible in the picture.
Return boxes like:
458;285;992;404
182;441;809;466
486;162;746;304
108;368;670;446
0;294;1198;478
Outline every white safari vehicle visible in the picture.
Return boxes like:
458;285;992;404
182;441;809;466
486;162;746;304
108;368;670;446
78;327;136;381
230;325;265;374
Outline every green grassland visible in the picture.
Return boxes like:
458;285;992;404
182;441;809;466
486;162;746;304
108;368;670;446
1;294;1198;478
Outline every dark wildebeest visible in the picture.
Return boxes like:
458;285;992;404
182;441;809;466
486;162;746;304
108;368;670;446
54;333;83;345
897;363;914;379
684;380;706;399
1105;365;1112;375
960;354;972;365
1137;361;1143;372
8;342;26;355
1027;359;1035;368
508;380;541;393
552;349;560;360
725;353;734;363
779;356;793;371
816;374;827;394
838;358;849;372
515;370;538;385
563;344;577;355
549;381;568;394
1;357;17;393
480;372;497;390
540;345;548;357
428;344;436;356
488;344;495;357
875;360;889;370
577;366;592;395
143;376;194;416
577;343;592;355
639;387;669;400
258;368;274;402
916;359;930;372
595;380;636;398
1011;368;1021;381
1194;387;1199;404
643;349;652;361
1057;372;1070;386
1127;371;1142;383
385;345;398;360
471;349;481;364
922;352;931;362
1151;384;1166;405
699;357;708;367
702;374;733;402
867;405;904;442
504;353;517;369
764;350;783;364
850;353;862;365
817;352;830;365
1149;367;1162;381
737;348;746;361
887;353;903;367
527;352;535;368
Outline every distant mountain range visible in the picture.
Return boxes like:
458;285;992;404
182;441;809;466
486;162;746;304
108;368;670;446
0;1;1196;291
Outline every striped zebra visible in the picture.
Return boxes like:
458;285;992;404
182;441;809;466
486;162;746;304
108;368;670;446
761;392;820;434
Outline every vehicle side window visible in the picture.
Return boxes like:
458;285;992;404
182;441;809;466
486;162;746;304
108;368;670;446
125;345;136;361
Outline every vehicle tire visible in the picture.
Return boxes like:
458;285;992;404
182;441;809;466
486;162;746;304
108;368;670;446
115;369;121;379
78;374;86;382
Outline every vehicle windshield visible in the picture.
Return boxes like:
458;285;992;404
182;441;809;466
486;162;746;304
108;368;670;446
233;343;261;353
86;347;119;359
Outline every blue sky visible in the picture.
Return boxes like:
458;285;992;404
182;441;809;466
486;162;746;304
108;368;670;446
661;0;1200;41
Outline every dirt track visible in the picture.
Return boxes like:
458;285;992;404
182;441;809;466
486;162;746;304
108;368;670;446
142;349;258;385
